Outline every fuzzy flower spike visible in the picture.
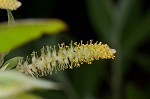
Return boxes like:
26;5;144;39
0;0;21;10
16;40;116;77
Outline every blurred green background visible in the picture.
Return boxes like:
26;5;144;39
1;0;150;99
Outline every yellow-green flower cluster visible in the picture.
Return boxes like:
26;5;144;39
0;0;21;10
16;40;116;77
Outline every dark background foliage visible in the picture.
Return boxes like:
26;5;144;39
1;0;150;99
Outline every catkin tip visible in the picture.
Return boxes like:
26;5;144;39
0;0;22;10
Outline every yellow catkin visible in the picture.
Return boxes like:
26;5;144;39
16;40;116;77
0;0;21;10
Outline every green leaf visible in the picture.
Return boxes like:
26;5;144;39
0;53;5;67
135;54;150;74
2;57;23;70
110;0;138;46
124;11;150;54
0;51;10;67
0;63;9;72
0;19;68;52
126;82;146;99
70;61;106;97
0;71;61;98
86;0;114;40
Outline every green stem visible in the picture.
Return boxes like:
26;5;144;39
7;9;15;25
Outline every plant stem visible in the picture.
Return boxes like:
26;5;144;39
7;9;15;25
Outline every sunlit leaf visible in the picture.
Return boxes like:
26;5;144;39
0;71;61;98
0;19;68;52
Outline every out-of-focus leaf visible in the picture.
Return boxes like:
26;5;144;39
2;57;23;70
126;82;146;99
0;50;10;67
0;63;9;72
53;72;80;99
86;0;114;41
109;1;143;99
3;93;43;99
0;19;68;52
124;11;150;55
146;85;150;99
54;62;108;98
110;0;138;46
135;54;150;73
72;61;106;97
121;0;141;40
0;53;5;67
0;71;61;98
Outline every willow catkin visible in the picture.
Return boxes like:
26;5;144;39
16;40;116;77
0;0;21;10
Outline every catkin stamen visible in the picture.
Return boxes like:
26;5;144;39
0;0;21;10
16;40;116;77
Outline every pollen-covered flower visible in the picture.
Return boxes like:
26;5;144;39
0;0;21;10
16;40;116;77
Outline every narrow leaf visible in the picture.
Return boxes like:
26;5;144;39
124;11;150;54
86;0;114;40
